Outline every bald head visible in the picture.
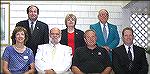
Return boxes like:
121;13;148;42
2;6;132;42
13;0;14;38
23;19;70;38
98;9;109;24
49;27;61;44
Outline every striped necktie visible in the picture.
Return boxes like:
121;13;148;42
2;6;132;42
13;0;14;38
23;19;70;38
128;46;133;70
30;22;34;34
103;24;107;42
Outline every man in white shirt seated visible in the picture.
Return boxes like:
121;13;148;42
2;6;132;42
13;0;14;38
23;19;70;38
35;27;72;74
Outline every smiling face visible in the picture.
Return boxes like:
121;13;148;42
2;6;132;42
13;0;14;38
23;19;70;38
28;6;39;21
65;14;77;28
49;27;61;45
122;27;134;46
98;9;109;24
66;17;76;27
84;30;97;47
15;31;25;44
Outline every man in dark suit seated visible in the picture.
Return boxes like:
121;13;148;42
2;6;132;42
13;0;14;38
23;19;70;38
15;5;49;56
112;27;148;74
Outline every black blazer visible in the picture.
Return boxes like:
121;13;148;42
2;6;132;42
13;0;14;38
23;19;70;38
60;28;85;50
112;45;148;74
15;20;49;56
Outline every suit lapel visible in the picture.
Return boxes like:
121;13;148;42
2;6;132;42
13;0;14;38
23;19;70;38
97;23;105;43
31;21;39;37
121;45;129;61
107;23;112;43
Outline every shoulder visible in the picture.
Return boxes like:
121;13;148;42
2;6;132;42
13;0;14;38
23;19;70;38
16;20;28;25
90;22;99;27
37;21;48;26
108;23;117;28
113;45;124;52
133;45;145;51
4;45;14;52
60;44;72;49
61;29;67;33
76;46;87;52
38;44;50;50
75;29;84;34
97;46;107;52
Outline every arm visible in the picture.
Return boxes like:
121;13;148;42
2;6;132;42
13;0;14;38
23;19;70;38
24;63;35;74
43;24;49;44
58;46;72;72
108;26;120;49
71;66;84;74
138;49;148;74
101;67;112;74
35;46;50;73
2;60;11;74
112;49;125;74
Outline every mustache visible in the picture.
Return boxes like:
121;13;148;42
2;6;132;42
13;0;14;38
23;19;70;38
49;37;61;44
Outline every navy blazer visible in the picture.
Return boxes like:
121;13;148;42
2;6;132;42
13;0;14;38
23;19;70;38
15;20;49;56
90;22;120;49
60;28;85;50
112;45;148;74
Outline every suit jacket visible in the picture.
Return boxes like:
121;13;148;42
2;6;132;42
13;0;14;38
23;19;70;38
16;20;49;56
60;28;85;50
90;22;120;49
35;43;72;73
112;45;148;74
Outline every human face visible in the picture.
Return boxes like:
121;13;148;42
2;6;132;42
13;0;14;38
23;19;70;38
15;31;25;44
66;18;75;27
98;9;109;24
84;31;97;47
122;30;134;46
49;28;61;44
28;6;38;21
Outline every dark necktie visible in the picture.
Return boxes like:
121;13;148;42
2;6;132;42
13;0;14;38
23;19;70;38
30;22;34;34
128;46;132;70
103;25;107;42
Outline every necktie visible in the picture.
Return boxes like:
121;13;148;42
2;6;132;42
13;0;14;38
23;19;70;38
30;22;34;34
52;45;56;61
103;25;107;42
128;46;132;70
128;47;132;61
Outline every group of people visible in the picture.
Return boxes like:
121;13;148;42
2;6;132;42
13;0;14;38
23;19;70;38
2;5;148;74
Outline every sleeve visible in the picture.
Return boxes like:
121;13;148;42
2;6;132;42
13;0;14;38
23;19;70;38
138;48;148;74
35;45;50;73
58;46;72;72
72;48;80;67
43;24;49;44
108;25;120;49
112;49;125;74
2;47;10;62
28;48;35;64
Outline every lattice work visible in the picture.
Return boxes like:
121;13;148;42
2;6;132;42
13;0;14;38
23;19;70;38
130;13;150;48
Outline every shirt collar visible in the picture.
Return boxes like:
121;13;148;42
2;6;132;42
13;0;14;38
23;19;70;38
28;19;37;25
124;44;133;52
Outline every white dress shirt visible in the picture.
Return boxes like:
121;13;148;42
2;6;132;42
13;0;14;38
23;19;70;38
124;44;134;61
100;22;109;39
35;43;72;74
28;20;37;30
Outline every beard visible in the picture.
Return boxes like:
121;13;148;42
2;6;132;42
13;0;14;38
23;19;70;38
49;37;61;45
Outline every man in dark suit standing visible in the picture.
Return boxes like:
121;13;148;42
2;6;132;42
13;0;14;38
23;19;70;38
15;5;49;56
112;27;148;74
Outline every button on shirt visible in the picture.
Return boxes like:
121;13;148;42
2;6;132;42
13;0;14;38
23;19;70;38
124;44;134;61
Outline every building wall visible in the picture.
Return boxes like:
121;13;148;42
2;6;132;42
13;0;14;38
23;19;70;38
1;0;131;72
